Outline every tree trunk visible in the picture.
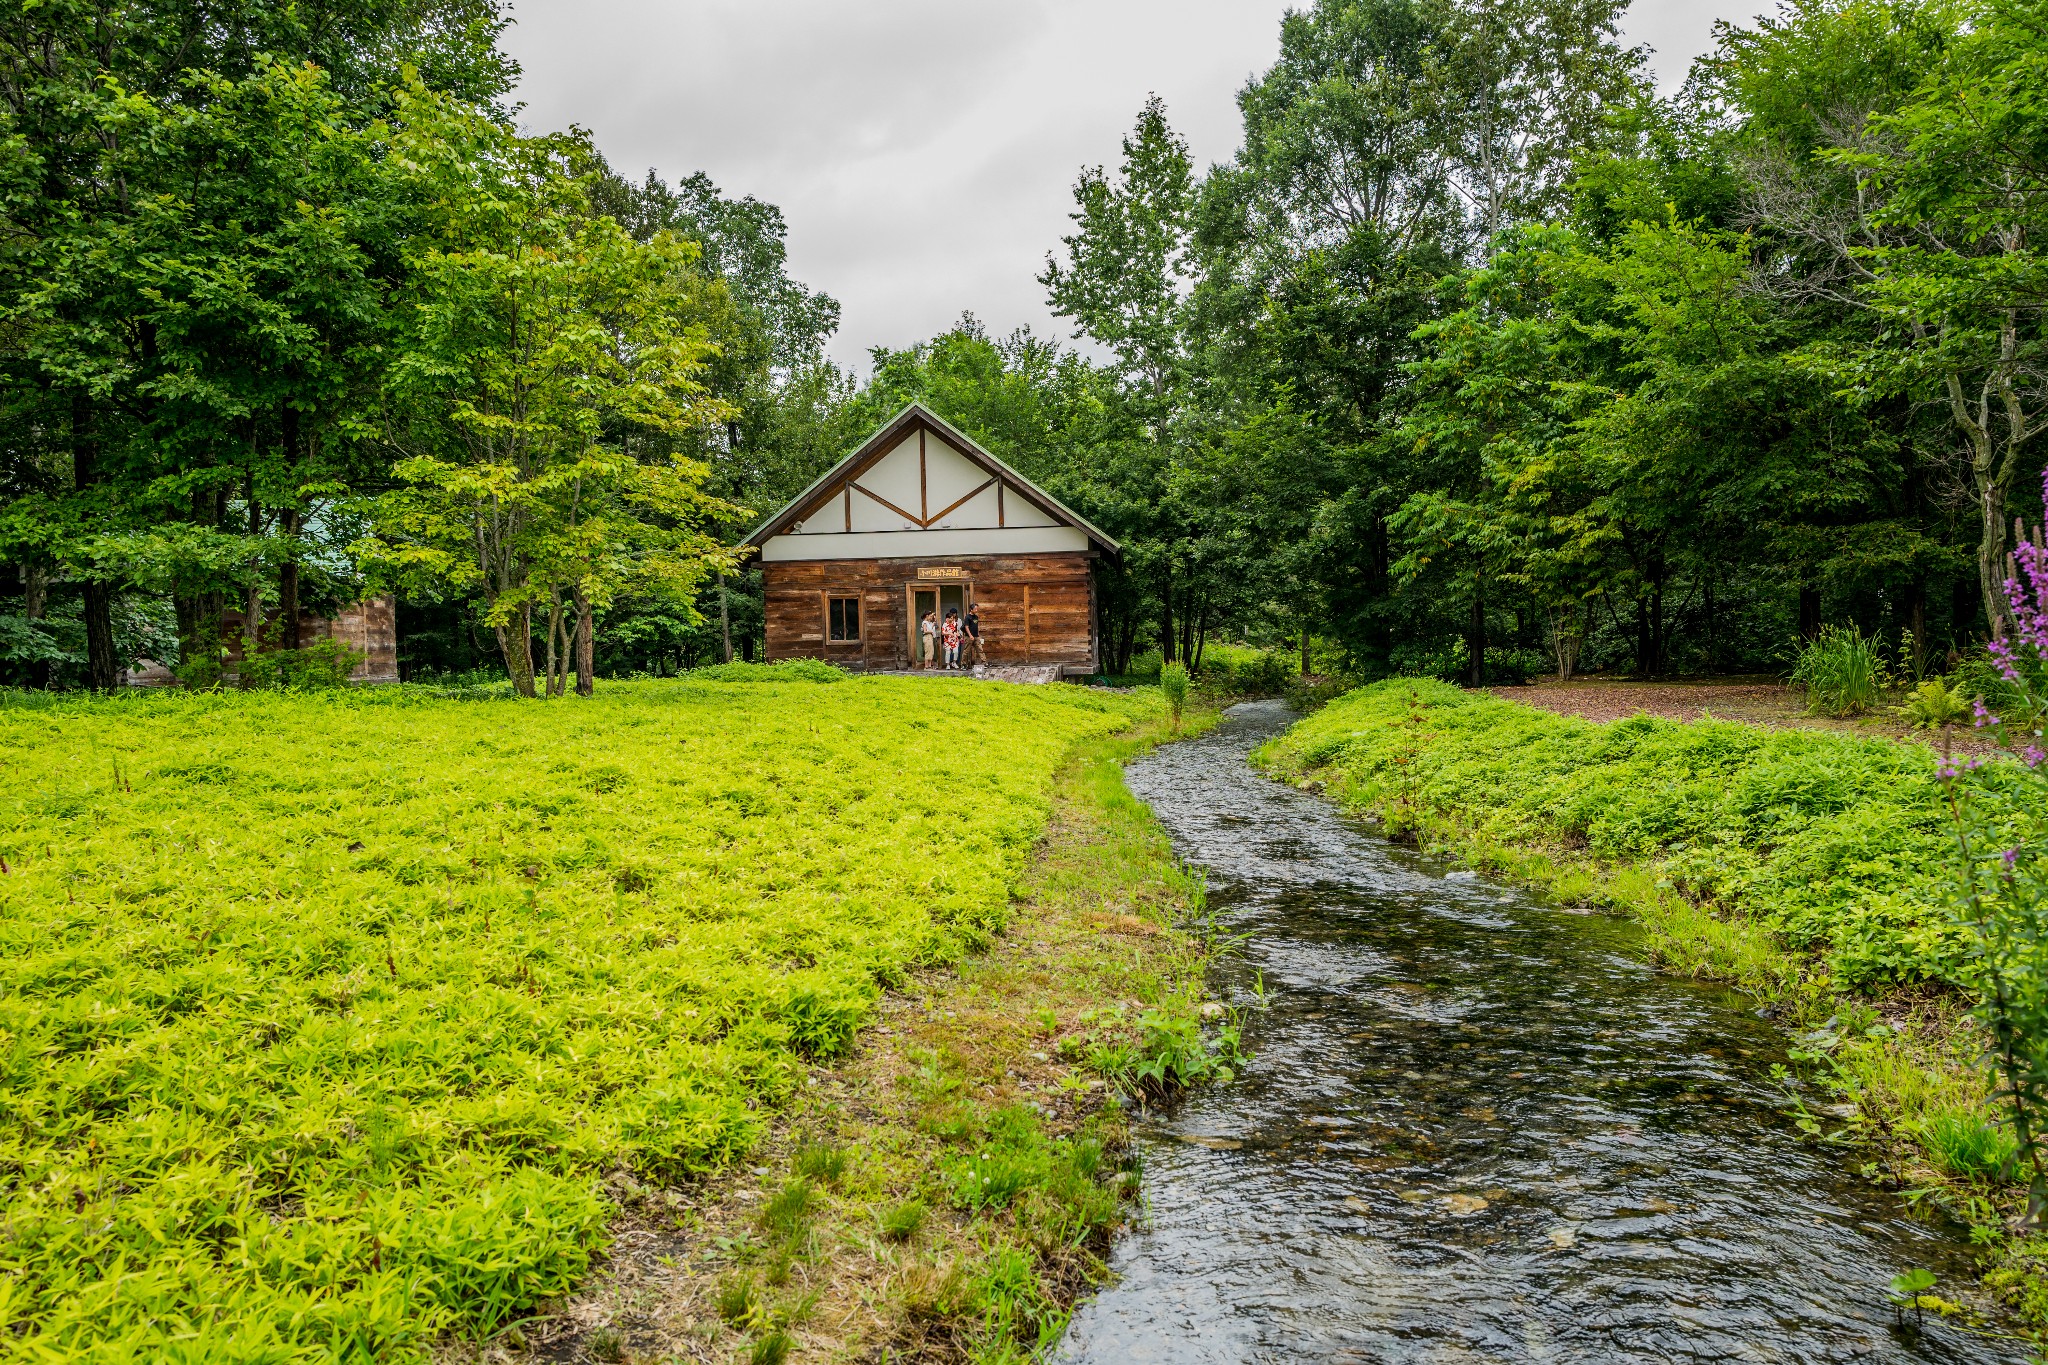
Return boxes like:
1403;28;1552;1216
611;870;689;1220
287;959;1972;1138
719;576;732;664
242;580;265;679
574;584;594;696
241;479;266;672
1467;562;1485;688
1159;565;1176;664
1549;605;1581;682
544;590;566;697
1953;576;1980;650
277;405;301;650
1942;312;2029;640
1703;575;1717;673
72;393;119;690
497;602;537;697
83;586;116;689
1798;586;1822;643
21;564;49;689
1648;575;1666;677
1980;480;2014;638
277;508;301;651
1908;579;1927;679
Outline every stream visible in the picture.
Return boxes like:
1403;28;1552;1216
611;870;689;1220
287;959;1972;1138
1055;700;2016;1364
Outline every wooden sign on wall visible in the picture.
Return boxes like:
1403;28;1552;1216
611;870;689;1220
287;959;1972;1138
916;566;969;579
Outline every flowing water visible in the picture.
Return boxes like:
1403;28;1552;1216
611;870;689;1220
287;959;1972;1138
1056;700;2016;1364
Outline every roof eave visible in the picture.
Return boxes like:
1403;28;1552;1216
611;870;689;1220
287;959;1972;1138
739;401;1122;556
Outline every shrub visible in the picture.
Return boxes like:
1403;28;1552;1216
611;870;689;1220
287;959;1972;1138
238;636;366;690
1126;647;1164;681
1896;679;1973;730
1789;625;1889;716
692;658;845;683
1198;644;1290;696
1160;662;1189;730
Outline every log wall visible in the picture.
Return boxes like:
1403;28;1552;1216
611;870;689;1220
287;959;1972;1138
762;553;1098;673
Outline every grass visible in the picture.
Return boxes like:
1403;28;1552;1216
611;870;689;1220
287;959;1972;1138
528;703;1235;1362
0;676;1153;1360
1261;677;1958;989
1259;677;2048;1330
1790;625;1890;717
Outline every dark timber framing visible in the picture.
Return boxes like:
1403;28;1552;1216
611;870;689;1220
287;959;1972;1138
741;403;1119;674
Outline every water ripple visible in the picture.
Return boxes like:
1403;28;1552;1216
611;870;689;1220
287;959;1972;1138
1055;700;2013;1365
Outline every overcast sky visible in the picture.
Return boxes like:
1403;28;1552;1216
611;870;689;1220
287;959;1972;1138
501;0;1776;372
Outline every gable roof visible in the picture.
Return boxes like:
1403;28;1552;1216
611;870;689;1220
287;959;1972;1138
740;402;1120;554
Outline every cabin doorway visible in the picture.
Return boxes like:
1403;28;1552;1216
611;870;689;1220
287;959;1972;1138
905;581;970;667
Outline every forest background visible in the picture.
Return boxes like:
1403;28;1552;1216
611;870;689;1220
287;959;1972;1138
2;0;2044;694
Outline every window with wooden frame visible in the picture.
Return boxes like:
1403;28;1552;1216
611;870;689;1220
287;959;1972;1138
828;596;861;642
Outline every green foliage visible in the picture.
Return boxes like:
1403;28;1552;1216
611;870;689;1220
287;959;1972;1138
0;679;1146;1358
236;637;367;691
1897;678;1974;730
940;1105;1127;1239
760;1179;818;1237
716;1274;758;1325
1789;625;1890;716
1920;1112;2021;1183
1264;679;1961;987
877;1199;927;1243
691;658;846;684
1055;998;1248;1097
792;1139;849;1187
1199;645;1291;696
1160;661;1189;729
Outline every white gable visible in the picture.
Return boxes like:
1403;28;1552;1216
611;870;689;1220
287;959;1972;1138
750;405;1117;563
792;432;1013;534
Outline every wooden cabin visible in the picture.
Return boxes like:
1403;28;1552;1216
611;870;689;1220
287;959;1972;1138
742;403;1119;674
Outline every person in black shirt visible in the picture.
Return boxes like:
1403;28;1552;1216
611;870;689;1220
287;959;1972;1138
963;602;983;666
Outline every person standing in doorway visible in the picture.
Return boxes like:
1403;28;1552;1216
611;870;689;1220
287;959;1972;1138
920;610;939;670
941;609;963;669
963;601;983;667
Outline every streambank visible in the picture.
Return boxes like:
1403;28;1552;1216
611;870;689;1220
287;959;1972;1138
1255;679;2048;1331
1057;699;2012;1360
491;706;1232;1364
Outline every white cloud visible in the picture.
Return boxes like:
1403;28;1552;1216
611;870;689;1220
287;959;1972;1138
502;0;1779;371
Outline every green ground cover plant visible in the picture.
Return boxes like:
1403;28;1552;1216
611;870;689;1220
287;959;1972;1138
0;677;1148;1361
1261;678;1960;988
533;703;1236;1362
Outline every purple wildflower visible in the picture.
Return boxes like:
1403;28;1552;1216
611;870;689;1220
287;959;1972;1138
2006;848;2022;870
2029;745;2048;769
1975;698;2002;730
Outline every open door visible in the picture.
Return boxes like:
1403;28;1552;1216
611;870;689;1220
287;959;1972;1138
905;580;973;668
909;588;937;666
